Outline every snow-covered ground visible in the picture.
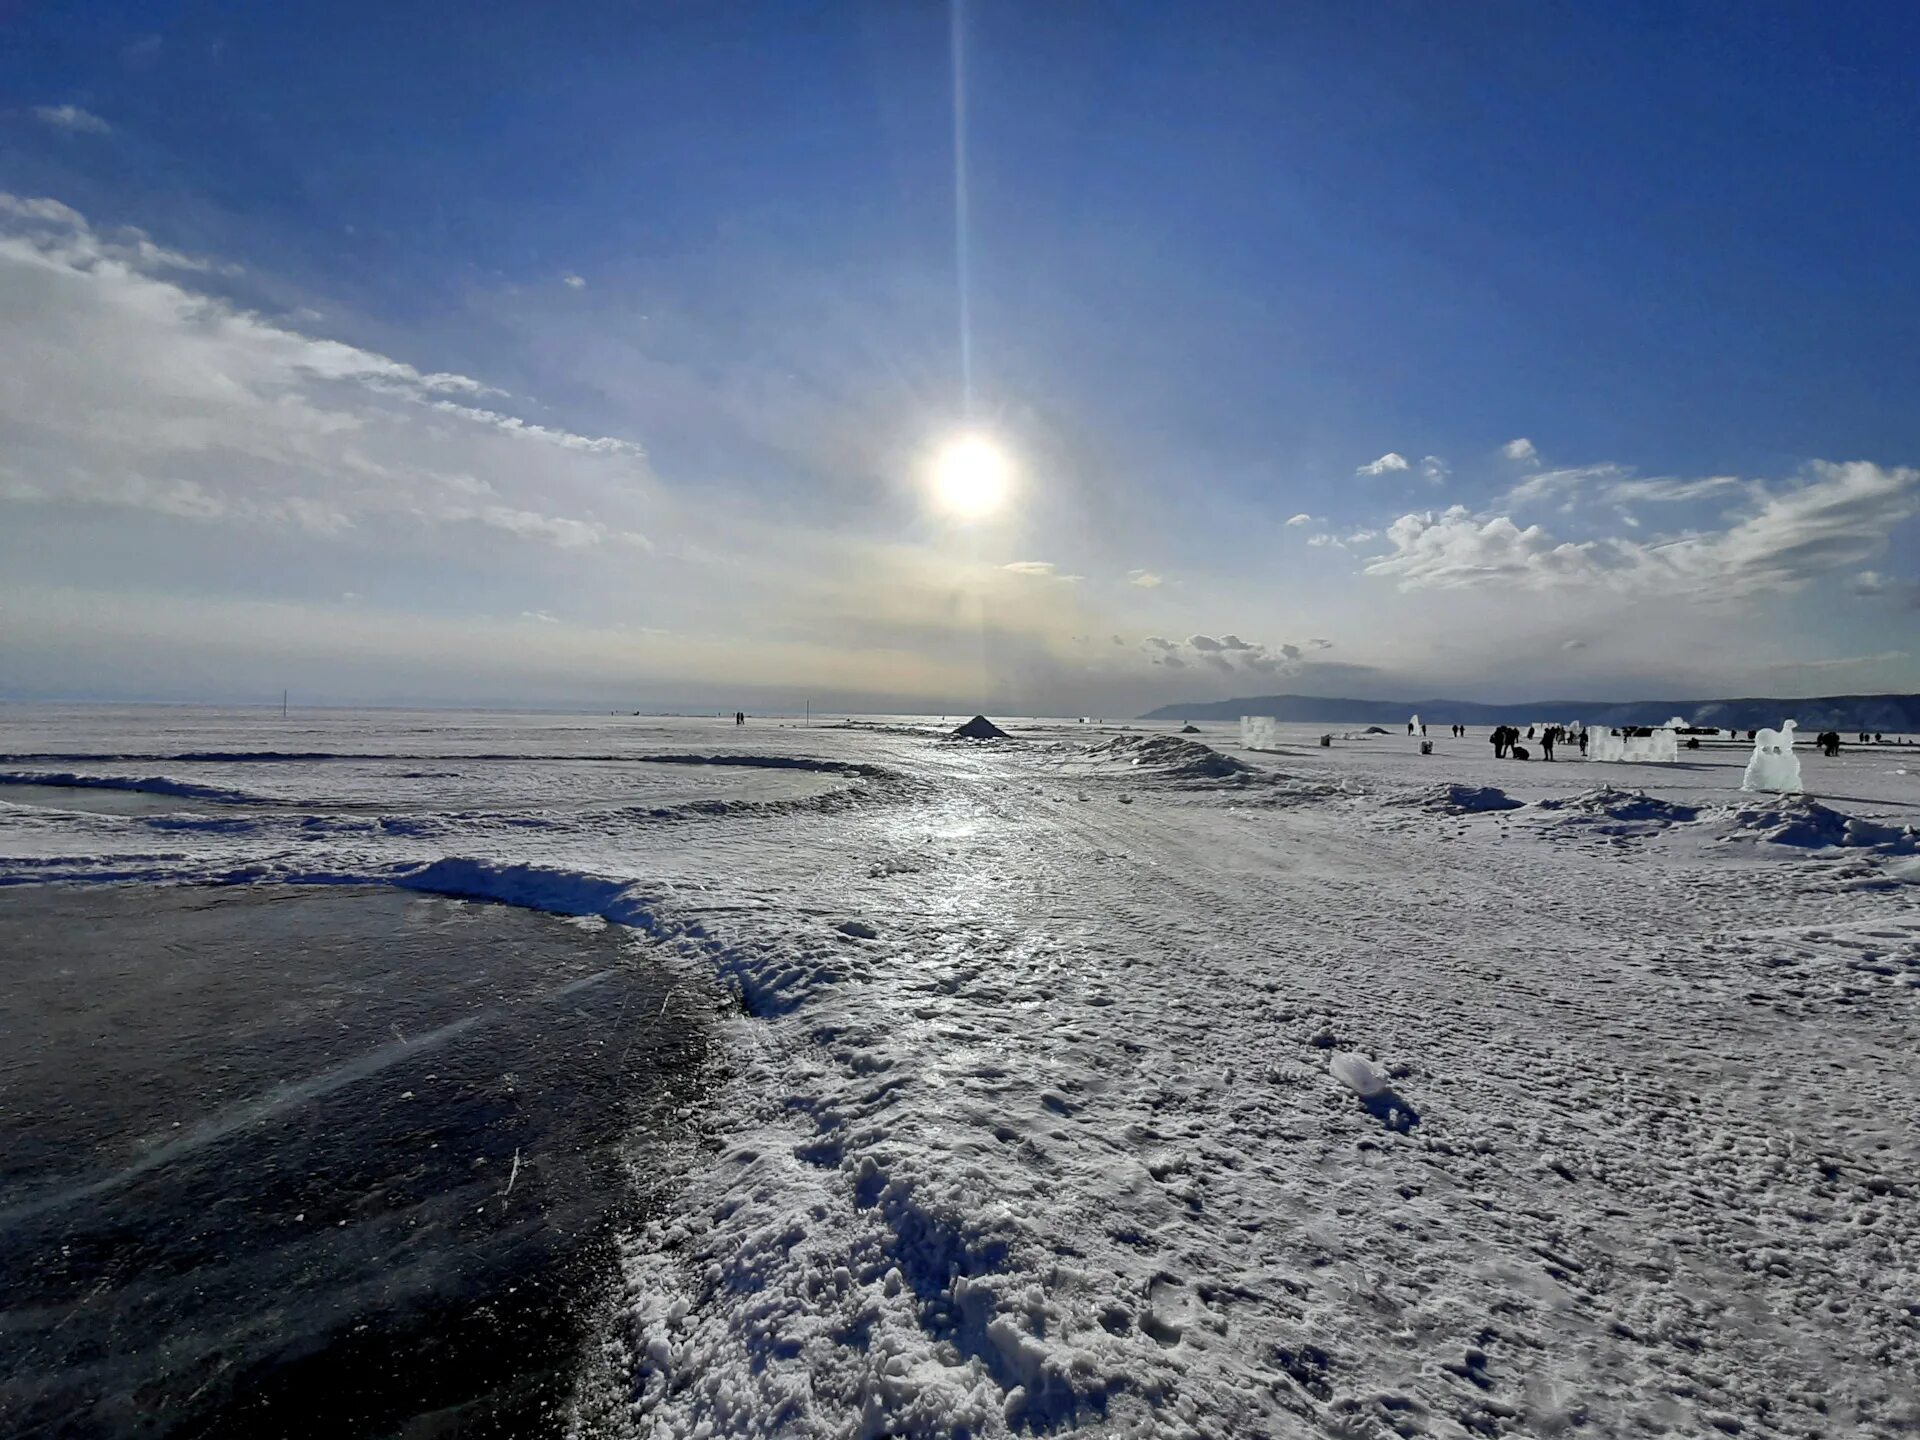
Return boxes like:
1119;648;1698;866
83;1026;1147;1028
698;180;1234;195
4;706;1918;1438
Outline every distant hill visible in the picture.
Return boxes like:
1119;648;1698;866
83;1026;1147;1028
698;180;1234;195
1140;692;1920;732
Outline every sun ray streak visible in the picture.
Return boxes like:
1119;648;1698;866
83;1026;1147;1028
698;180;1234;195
950;0;974;419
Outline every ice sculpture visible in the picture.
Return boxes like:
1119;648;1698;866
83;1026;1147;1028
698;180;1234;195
1587;723;1679;763
1241;716;1283;750
1742;720;1802;794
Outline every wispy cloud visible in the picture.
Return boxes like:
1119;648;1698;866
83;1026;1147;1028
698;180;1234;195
1285;513;1315;527
1603;474;1743;504
1367;461;1920;598
32;104;110;135
1765;649;1907;672
1419;455;1449;486
1503;464;1629;506
1503;437;1538;464
1126;569;1164;588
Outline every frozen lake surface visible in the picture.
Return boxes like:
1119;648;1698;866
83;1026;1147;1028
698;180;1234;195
0;882;705;1439
2;705;1917;1437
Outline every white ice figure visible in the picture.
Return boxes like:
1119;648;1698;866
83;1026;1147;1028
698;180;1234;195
1241;716;1283;750
1409;713;1421;736
1742;720;1802;794
1587;724;1679;763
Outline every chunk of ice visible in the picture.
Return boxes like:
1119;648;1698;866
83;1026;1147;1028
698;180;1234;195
1328;1051;1389;1098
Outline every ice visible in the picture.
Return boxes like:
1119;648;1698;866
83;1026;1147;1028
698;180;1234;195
1742;720;1803;794
1240;715;1283;750
1587;723;1679;763
1328;1050;1389;1097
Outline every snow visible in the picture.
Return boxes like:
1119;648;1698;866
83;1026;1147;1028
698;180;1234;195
4;704;1920;1437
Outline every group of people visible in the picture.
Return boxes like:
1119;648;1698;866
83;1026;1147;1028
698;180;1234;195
1487;723;1582;761
733;711;747;726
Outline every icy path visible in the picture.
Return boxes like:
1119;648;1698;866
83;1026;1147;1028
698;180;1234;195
3;713;1916;1437
572;741;1920;1439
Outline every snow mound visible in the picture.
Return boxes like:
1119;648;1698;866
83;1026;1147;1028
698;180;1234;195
0;771;258;805
1710;798;1919;853
1392;782;1521;813
949;715;1011;741
394;857;666;930
1532;787;1701;825
1085;734;1254;782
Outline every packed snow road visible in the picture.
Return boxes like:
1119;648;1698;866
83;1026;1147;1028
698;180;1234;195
2;709;1917;1439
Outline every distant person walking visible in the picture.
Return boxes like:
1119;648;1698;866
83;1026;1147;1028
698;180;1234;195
735;711;745;726
1578;729;1589;756
1541;727;1556;761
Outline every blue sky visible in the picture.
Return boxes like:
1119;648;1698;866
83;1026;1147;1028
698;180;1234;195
3;1;1918;711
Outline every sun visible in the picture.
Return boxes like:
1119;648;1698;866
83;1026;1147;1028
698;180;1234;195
931;433;1012;518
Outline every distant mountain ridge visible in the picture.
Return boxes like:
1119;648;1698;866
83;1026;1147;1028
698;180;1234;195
1139;692;1920;732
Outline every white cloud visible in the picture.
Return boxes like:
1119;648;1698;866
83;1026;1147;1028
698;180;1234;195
1307;532;1338;548
1002;560;1081;582
1366;461;1920;598
1364;507;1604;590
1850;570;1892;596
520;609;561;624
1356;452;1409;477
1561;638;1588;651
32;104;110;135
1346;529;1380;545
1419;455;1449;486
1187;634;1225;652
1503;437;1538;464
1285;513;1314;527
1126;569;1164;588
562;274;586;290
0;192;651;552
